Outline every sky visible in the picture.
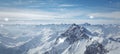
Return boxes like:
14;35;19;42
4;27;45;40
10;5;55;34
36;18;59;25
0;0;120;24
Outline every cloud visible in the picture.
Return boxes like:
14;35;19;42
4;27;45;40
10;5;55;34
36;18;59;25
0;8;86;21
87;11;120;19
1;18;119;24
58;4;75;7
0;0;45;7
0;8;120;24
0;11;55;20
0;9;57;20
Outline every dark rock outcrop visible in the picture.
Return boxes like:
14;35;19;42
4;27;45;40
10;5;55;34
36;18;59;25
84;42;108;54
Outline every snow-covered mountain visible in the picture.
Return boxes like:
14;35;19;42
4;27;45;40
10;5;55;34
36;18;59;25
0;24;120;54
44;24;90;54
44;24;108;54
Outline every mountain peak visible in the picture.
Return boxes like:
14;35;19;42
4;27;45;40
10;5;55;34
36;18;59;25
57;24;91;44
71;23;78;26
70;23;80;28
66;24;90;35
66;24;82;33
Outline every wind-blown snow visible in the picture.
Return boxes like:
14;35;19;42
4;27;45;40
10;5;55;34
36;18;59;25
91;37;104;43
58;37;66;44
40;28;53;42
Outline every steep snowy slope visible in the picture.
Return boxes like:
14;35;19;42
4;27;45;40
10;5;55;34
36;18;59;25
43;24;120;54
43;24;93;54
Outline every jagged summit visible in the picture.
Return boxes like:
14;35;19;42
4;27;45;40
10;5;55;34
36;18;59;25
57;24;91;44
65;24;92;35
66;23;80;32
70;23;79;27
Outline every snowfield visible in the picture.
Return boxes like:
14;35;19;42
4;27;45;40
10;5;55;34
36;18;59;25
0;24;120;54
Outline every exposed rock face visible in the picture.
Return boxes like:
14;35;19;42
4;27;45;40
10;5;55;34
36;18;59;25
84;42;108;54
109;38;120;43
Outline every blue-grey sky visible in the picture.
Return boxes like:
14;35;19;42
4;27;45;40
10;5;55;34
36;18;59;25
0;0;120;24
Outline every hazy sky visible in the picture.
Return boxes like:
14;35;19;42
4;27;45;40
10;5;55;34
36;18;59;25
0;0;120;24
